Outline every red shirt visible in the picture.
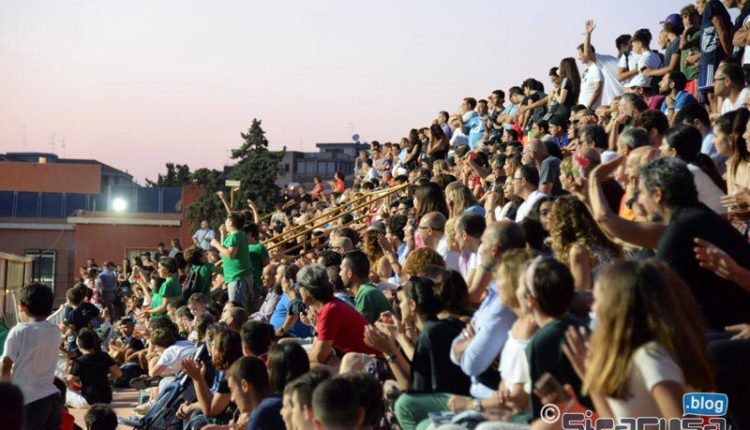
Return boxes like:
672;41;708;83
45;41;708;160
333;179;345;194
316;298;381;357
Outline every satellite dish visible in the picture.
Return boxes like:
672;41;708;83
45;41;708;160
352;134;360;143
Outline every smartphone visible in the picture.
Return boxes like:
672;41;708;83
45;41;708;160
535;373;570;403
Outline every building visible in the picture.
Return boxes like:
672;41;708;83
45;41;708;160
275;142;369;188
0;152;200;300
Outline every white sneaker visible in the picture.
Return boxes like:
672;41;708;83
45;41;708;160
133;399;156;415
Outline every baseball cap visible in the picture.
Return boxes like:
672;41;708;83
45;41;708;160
660;14;681;26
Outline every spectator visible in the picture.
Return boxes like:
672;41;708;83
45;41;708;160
716;62;750;114
714;108;750;193
84;404;118;430
577;38;604;109
69;328;122;404
659;71;698;123
525;138;562;196
1;283;62;430
513;165;546;222
192;220;215;251
697;0;732;98
644;15;684;81
340;250;391;324
660;123;726;213
211;212;255;311
282;371;331;430
312;377;364;430
297;265;379;366
227;356;285;430
185;248;212;301
144;257;182;319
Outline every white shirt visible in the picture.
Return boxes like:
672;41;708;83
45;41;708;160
626;50;661;88
721;87;750;114
436;237;461;271
688;163;726;214
2;320;61;404
157;340;196;375
579;62;604;109
617;51;641;87
607;341;684;421
742;15;750;65
515;190;547;223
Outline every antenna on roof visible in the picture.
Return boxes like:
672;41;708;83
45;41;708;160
61;138;67;157
49;133;56;154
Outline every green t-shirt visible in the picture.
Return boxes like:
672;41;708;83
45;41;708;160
222;231;252;283
248;243;269;290
354;283;392;324
150;277;182;318
680;29;700;81
192;263;213;300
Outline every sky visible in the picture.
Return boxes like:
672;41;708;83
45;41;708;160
0;0;706;182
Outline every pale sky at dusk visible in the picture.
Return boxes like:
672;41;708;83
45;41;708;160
1;0;704;182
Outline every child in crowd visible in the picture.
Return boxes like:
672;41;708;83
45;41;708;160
69;328;122;405
1;283;63;429
84;404;118;430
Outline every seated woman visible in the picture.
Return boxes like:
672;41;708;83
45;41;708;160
561;259;715;421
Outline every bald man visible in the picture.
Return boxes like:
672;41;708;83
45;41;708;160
523;138;562;195
418;212;446;251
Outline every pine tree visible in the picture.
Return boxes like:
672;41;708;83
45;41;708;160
229;119;285;214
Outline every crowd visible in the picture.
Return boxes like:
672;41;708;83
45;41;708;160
5;1;750;429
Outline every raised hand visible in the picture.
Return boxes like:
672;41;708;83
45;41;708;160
562;325;591;380
584;20;596;34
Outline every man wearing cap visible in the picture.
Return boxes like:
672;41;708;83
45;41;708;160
643;15;685;81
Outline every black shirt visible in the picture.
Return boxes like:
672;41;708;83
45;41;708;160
411;317;471;396
67;303;100;332
71;351;115;404
526;319;590;420
657;204;750;331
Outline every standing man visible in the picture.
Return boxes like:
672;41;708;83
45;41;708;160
192;220;215;251
211;212;254;311
577;25;604;109
96;261;118;318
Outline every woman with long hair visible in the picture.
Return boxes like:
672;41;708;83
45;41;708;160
445;181;485;219
413;182;450;221
403;129;423;170
661;124;726;213
549;196;621;291
565;259;715;419
311;176;325;201
714;108;750;194
427;123;450;161
552;58;581;116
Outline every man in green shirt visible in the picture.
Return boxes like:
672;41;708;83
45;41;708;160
211;212;254;311
340;250;391;323
243;222;270;306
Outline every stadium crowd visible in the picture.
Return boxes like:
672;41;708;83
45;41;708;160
4;1;750;429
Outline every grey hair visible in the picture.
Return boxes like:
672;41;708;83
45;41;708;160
297;265;333;302
484;220;526;252
618;127;650;151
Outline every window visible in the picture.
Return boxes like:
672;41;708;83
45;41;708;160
25;250;56;287
284;164;290;173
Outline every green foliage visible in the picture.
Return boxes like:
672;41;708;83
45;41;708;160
186;168;225;230
228;119;285;214
145;163;191;187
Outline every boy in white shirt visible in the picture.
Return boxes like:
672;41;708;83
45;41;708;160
1;283;62;430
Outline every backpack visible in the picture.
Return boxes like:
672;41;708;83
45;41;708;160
181;267;200;301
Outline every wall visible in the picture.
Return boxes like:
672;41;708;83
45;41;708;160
0;161;102;194
0;228;75;298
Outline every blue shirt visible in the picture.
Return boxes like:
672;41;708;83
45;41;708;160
660;91;698;114
246;395;285;430
269;293;290;329
553;134;570;148
466;115;486;149
449;282;517;398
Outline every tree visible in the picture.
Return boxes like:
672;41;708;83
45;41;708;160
186;168;225;230
229;119;285;214
145;163;192;187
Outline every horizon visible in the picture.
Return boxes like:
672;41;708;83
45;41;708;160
0;0;709;182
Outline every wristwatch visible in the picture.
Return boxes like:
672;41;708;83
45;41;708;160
473;399;483;412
